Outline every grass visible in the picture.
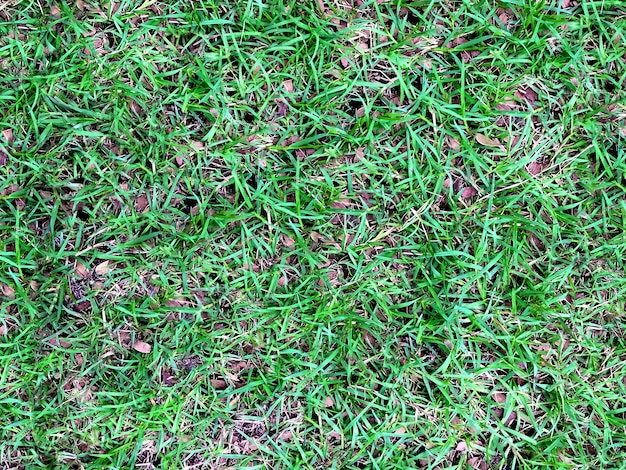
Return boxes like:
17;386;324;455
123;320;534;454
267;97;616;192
1;0;626;468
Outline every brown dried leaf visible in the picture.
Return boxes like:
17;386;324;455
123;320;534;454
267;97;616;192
493;391;506;403
76;0;89;11
278;430;293;441
281;234;295;248
446;136;461;151
0;326;6;336
323;396;334;408
75;353;84;367
50;5;62;16
468;457;488;470
211;379;228;390
504;411;517;427
456;441;468;452
283;79;294;93
75;260;90;279
190;141;204;152
527;161;543;176
95;260;110;275
515;87;539;107
135;194;149;212
2;129;13;143
461;187;478;199
162;369;176;386
2;283;15;298
48;337;72;348
132;340;152;354
331;199;351;209
476;133;501;147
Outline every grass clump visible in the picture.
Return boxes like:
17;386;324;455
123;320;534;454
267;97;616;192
1;0;626;468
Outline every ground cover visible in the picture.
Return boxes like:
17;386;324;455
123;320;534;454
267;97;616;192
1;0;626;468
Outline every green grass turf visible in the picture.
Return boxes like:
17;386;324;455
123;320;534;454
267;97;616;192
1;0;626;468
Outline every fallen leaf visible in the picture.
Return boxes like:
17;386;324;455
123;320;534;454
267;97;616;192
210;378;229;389
2;129;13;143
393;427;407;434
76;0;89;11
515;87;539;107
48;337;72;348
323;396;334;408
456;441;468;452
281;234;295;248
51;5;62;16
504;411;517;427
476;133;501;147
493;391;506;403
468;457;488;470
75;354;84;367
278;430;293;441
283;79;294;93
527;161;543;176
461;187;478;199
75;260;90;279
190;141;204;152
0;326;6;335
95;260;109;275
446;136;461;151
133;340;152;354
166;298;186;307
162;369;176;386
135;194;149;212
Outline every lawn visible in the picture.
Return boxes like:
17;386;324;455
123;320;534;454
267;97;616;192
1;0;626;468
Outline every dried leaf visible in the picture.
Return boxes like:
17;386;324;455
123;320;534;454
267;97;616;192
162;369;176;386
493;391;506;403
48;337;72;348
476;133;501;147
95;260;110;275
190;140;204;151
51;5;62;16
75;353;84;367
283;79;294;93
527;161;543;176
468;457;488;470
0;326;6;336
279;430;293;441
393;427;407;434
461;187;478;199
456;441;468;452
132;340;152;354
504;411;517;426
135;194;149;212
281;234;295;248
75;260;90;279
446;136;461;151
323;396;334;408
2;129;13;143
76;0;89;11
